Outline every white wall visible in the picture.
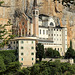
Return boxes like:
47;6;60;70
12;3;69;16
39;27;48;39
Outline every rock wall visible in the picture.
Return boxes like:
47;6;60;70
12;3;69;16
0;0;75;49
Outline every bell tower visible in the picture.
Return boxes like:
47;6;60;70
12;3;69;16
32;0;39;37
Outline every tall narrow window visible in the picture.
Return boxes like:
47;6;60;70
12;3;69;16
46;30;48;35
21;58;23;61
21;41;24;44
21;53;24;55
43;30;45;34
31;47;34;49
40;29;41;34
32;58;34;60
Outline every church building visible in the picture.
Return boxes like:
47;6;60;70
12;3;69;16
10;0;67;67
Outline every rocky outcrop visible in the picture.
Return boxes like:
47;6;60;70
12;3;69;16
0;0;75;49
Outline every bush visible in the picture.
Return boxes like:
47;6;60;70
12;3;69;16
45;48;60;58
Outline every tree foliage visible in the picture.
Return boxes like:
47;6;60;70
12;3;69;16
0;1;4;6
0;19;13;48
0;56;6;73
65;47;75;59
45;48;60;58
65;41;75;59
36;43;44;61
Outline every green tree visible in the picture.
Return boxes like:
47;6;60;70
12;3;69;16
31;64;40;75
0;19;13;48
5;61;20;74
0;56;6;73
17;68;30;75
36;43;44;61
70;40;72;49
4;53;16;65
45;48;60;58
65;47;75;59
0;1;4;6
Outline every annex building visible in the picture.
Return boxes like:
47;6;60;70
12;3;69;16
10;0;67;67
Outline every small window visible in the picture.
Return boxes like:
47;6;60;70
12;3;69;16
14;41;15;44
21;47;23;49
57;34;58;36
21;58;23;61
51;34;53;36
55;48;56;50
32;58;34;60
14;46;15;49
33;11;35;15
54;29;55;31
57;29;58;31
36;11;38;15
58;48;59;51
32;63;33;65
40;29;41;34
16;47;18;50
31;53;34;55
21;53;24;55
22;22;24;25
31;47;34;49
43;30;45;34
11;42;12;44
46;30;48;35
49;34;50;36
54;34;55;36
21;41;24;44
50;22;54;26
16;41;18;44
61;48;62;51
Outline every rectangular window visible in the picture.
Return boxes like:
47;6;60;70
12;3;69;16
61;48;62;51
51;34;53;36
21;53;24;55
21;58;23;61
21;41;24;44
46;30;48;35
43;30;45;34
16;41;18;44
40;29;41;34
31;47;34;49
33;11;35;15
14;41;15;44
36;11;38;15
55;48;56;50
31;53;34;55
58;48;59;51
11;41;12;44
32;58;34;60
16;47;18;50
21;47;23;49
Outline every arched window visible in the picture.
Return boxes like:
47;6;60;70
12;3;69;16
50;22;54;26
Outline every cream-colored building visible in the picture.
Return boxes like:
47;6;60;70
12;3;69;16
10;37;37;67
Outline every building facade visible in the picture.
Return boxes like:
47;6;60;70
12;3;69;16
10;0;67;67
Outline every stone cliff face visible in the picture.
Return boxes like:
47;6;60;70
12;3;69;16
0;0;75;49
